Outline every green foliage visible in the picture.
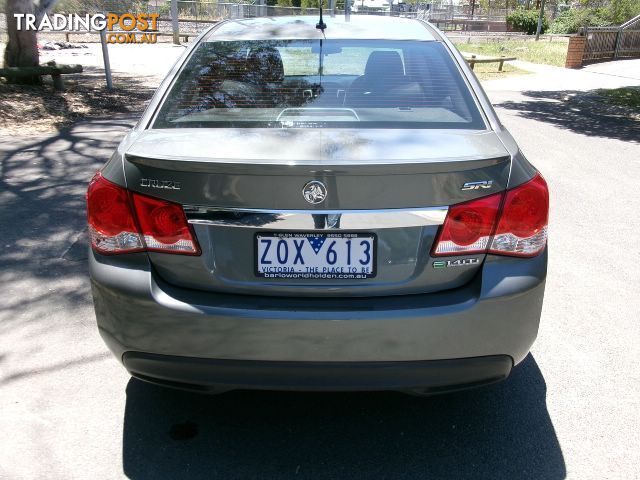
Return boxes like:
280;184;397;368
475;0;520;11
506;8;549;35
549;7;612;33
606;0;640;24
550;0;640;34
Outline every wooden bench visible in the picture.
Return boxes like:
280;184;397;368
466;55;517;71
0;62;83;90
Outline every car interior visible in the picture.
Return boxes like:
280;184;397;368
156;40;480;128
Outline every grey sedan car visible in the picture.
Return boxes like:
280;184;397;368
87;15;548;394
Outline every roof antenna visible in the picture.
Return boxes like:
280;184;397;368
316;0;327;32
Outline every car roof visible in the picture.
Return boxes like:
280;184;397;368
204;15;438;42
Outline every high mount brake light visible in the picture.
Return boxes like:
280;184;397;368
87;173;200;255
432;174;548;258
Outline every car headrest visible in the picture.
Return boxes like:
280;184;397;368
194;52;249;90
246;47;285;84
364;51;404;78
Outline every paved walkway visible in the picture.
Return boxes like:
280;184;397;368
486;58;640;92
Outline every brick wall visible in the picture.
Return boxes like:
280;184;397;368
565;35;586;69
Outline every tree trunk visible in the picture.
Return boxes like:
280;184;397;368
4;0;40;83
535;0;547;40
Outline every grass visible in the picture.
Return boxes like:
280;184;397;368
283;46;530;80
281;47;400;76
454;40;568;67
468;62;530;81
596;87;640;110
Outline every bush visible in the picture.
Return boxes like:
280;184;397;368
607;0;640;25
550;1;640;34
549;8;613;34
507;8;549;35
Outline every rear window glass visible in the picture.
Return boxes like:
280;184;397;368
153;39;485;130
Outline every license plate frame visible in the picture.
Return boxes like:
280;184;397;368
255;232;377;280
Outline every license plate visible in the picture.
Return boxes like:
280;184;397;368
256;232;376;279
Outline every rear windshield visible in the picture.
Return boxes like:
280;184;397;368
153;39;485;129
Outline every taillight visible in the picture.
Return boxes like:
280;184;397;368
87;173;200;255
87;174;144;254
132;194;200;254
489;174;548;257
432;192;502;256
432;174;548;258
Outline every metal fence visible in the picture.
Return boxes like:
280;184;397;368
166;1;444;22
0;0;517;42
582;14;640;62
100;0;511;25
616;14;640;58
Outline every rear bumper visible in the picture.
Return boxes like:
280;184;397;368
90;248;546;390
124;353;513;393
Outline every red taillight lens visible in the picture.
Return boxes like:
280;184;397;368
132;194;200;254
432;174;548;258
489;174;548;257
87;173;144;254
86;173;200;255
432;192;502;256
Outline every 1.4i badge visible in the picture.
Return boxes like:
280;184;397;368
433;258;480;269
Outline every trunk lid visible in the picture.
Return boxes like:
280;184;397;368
123;128;510;297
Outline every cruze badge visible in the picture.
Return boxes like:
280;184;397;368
140;178;181;190
461;180;493;191
302;181;327;205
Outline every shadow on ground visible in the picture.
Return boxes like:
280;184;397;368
0;118;134;338
495;88;640;143
0;66;156;132
0;108;565;479
122;355;565;480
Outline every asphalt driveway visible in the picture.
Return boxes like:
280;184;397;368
0;58;639;479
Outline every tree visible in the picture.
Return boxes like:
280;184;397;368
4;0;58;73
607;0;640;23
535;0;547;39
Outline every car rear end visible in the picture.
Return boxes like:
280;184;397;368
88;16;548;394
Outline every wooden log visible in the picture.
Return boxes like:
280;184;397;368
0;65;83;77
0;64;82;91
